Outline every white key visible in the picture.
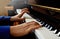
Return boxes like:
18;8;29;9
35;27;59;39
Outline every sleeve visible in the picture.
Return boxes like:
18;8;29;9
0;26;10;39
0;16;11;25
0;16;11;21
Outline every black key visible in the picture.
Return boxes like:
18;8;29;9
47;25;50;29
42;22;45;26
42;23;46;26
48;25;51;29
51;27;56;31
49;27;53;30
45;24;48;27
36;19;41;22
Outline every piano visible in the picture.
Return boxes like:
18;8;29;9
14;6;60;39
8;0;60;39
26;0;60;39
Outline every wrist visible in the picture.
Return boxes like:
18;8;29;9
10;16;17;21
10;25;21;37
10;17;13;21
10;26;17;37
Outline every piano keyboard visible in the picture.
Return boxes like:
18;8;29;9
25;14;60;39
17;9;60;39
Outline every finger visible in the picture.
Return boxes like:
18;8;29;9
26;26;40;34
33;25;40;29
29;21;42;27
13;22;16;26
13;22;19;26
17;21;36;28
17;8;29;18
17;21;40;28
15;22;19;25
21;10;29;13
23;10;29;13
30;24;40;29
22;8;29;11
18;18;25;21
18;11;29;18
